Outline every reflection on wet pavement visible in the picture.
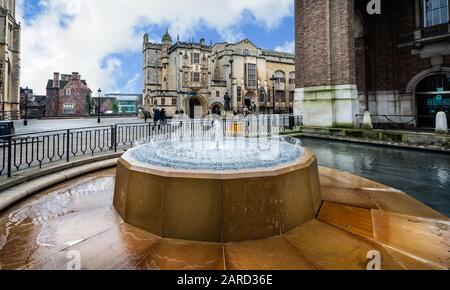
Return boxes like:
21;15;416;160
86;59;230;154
0;168;448;270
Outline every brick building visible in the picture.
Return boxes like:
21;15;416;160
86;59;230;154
46;72;91;117
0;0;20;120
295;0;450;128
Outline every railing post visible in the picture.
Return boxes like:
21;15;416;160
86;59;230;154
111;125;117;152
7;138;12;178
148;122;152;140
114;125;118;152
66;129;70;162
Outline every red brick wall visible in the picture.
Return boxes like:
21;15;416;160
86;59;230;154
295;0;331;87
329;0;356;85
296;0;357;88
355;38;367;93
45;89;59;117
46;78;90;117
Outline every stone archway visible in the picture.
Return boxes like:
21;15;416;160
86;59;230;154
184;95;208;119
244;91;256;109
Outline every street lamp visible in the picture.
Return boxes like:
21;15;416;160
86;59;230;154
270;76;277;115
23;87;32;126
97;88;102;124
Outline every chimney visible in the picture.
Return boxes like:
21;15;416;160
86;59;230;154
71;72;80;80
53;72;60;88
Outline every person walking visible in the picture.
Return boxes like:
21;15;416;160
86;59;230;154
161;108;167;124
153;107;161;123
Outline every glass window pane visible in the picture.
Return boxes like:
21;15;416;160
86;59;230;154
441;8;448;22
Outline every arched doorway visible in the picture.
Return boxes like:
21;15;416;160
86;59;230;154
188;97;202;119
415;73;450;128
244;91;256;109
184;96;208;119
210;103;223;116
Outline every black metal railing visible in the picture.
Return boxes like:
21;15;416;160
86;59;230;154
0;115;303;178
355;114;450;130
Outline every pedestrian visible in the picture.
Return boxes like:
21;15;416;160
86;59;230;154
244;106;249;117
153;107;161;123
161;108;167;124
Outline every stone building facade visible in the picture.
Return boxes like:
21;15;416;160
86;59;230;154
143;31;295;118
0;0;20;119
46;72;91;117
295;0;450;128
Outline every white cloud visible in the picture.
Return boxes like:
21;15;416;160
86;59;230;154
17;0;293;94
274;41;295;53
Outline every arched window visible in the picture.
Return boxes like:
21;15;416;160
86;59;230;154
289;72;295;85
242;49;251;56
274;70;286;83
415;73;450;127
259;88;266;102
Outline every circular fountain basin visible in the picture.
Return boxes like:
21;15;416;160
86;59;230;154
113;137;322;243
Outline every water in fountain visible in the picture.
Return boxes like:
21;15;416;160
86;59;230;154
130;116;303;171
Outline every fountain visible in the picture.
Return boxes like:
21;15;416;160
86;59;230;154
1;116;448;270
113;118;322;242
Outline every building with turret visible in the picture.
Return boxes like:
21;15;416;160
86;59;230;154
0;0;20;119
143;31;295;118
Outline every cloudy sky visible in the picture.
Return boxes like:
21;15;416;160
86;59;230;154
17;0;295;95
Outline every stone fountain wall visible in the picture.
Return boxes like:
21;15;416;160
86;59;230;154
113;149;322;243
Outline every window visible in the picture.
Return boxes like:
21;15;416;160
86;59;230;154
243;49;251;56
63;104;75;115
161;98;166;106
289;72;296;84
154;99;158;106
275;91;285;103
66;88;72;96
245;64;257;88
274;71;286;84
424;0;449;27
289;91;295;102
192;53;200;64
259;88;266;103
172;98;177;106
216;91;220;98
191;72;200;83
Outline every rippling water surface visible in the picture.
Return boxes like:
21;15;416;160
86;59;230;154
301;137;450;217
131;137;303;171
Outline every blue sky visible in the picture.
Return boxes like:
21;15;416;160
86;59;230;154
18;0;295;95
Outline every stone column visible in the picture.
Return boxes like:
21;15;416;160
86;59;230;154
294;0;359;128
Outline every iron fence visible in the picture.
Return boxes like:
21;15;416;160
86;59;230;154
0;115;302;178
355;114;450;130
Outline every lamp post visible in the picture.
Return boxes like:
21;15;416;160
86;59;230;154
23;87;32;126
97;88;102;124
270;76;277;114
